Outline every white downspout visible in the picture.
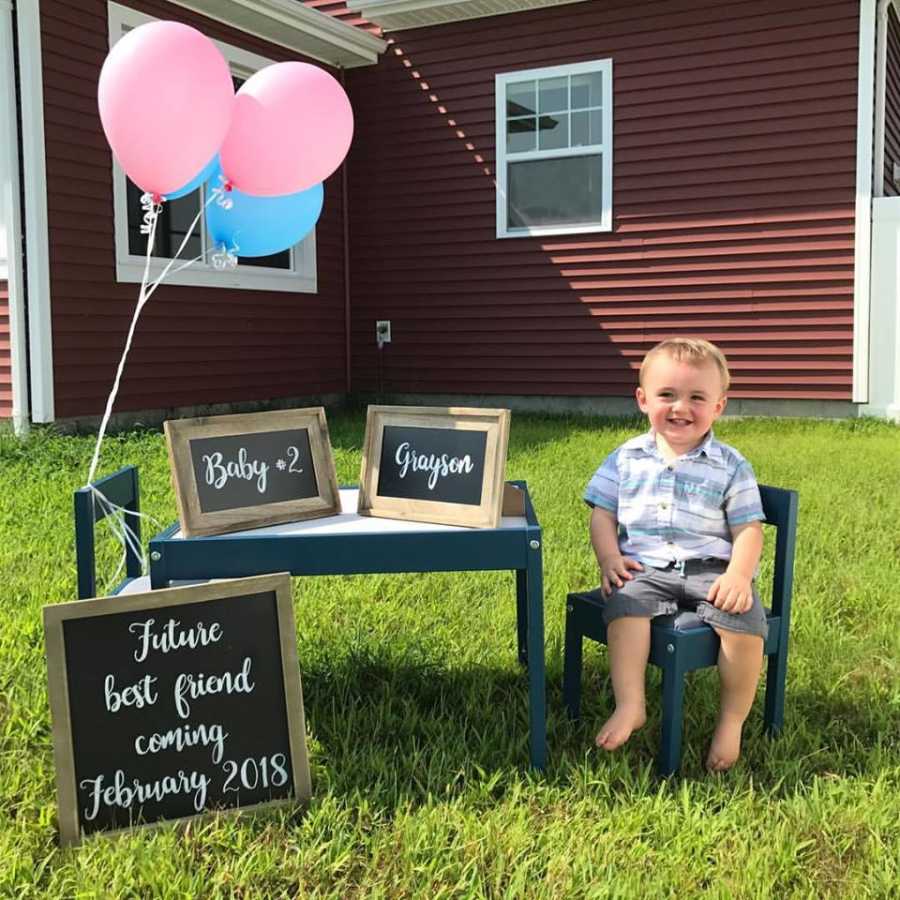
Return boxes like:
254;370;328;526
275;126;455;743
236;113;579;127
16;0;54;423
0;0;28;435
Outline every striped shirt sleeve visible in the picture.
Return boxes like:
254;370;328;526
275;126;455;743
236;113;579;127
583;449;619;513
724;460;765;526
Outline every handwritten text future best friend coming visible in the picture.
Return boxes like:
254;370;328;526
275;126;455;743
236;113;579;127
79;615;287;825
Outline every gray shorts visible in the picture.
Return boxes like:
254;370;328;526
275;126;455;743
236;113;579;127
602;560;768;639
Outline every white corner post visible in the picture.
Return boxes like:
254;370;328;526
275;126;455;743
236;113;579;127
16;0;55;423
854;0;878;405
0;0;29;434
868;199;900;420
865;0;900;420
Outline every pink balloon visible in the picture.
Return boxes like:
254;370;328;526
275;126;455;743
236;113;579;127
220;62;354;196
98;21;234;196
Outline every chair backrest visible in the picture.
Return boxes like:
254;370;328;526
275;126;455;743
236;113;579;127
758;484;799;621
74;465;142;599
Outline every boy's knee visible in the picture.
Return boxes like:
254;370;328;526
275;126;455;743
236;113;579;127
713;627;763;654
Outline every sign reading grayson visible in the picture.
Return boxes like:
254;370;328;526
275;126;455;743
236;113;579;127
377;425;487;506
165;407;341;537
44;575;310;846
358;406;511;528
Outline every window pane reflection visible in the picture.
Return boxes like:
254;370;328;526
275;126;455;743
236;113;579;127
126;179;202;259
507;79;536;116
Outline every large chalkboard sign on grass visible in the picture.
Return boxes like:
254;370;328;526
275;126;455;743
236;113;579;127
165;407;341;537
358;406;510;527
43;574;310;846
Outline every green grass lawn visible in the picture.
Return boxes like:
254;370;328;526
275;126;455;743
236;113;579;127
1;411;899;897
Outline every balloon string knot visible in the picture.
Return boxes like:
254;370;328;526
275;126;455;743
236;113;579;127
139;192;160;235
211;242;239;271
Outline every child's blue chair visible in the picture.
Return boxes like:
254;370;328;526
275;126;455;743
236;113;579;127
562;484;798;776
75;465;149;599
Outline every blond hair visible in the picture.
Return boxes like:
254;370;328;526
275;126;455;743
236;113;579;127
639;338;731;393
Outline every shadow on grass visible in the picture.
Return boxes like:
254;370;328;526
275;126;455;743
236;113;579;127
301;651;534;800
297;631;900;814
552;659;900;793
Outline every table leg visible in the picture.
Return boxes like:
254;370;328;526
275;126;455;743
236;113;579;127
515;569;528;666
525;547;546;771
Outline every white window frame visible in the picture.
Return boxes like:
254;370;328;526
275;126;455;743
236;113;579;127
108;2;317;293
495;58;613;239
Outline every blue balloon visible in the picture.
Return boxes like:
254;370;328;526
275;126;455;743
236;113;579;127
204;162;324;258
163;155;219;201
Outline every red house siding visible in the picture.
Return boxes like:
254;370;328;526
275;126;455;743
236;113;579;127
884;4;900;196
346;0;858;400
0;280;10;418
41;0;347;420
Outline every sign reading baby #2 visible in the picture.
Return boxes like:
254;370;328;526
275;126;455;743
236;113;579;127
43;575;310;846
358;406;511;528
165;407;341;537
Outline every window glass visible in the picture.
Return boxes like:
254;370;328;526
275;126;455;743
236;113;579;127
126;180;202;259
538;76;567;114
507;116;536;153
570;71;603;109
507;80;536;116
507;155;603;228
239;250;292;269
538;113;568;151
497;60;611;235
570;108;602;147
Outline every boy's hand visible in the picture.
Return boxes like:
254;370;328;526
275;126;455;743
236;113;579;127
706;571;753;613
600;554;643;596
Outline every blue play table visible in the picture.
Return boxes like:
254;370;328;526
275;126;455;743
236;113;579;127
148;481;546;769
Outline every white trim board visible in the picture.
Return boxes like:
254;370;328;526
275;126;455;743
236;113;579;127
0;0;29;434
348;0;589;32
109;3;318;294
865;197;900;421
168;0;385;67
16;0;54;423
854;0;877;404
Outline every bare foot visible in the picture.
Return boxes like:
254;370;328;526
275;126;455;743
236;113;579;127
706;714;744;771
594;705;647;751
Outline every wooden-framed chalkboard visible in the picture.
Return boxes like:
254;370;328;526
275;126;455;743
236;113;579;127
165;407;341;537
357;406;511;528
43;574;311;846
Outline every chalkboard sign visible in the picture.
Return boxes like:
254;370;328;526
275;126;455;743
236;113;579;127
44;574;310;846
165;408;341;537
358;406;510;528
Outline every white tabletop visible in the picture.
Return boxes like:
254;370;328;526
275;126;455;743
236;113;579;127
169;488;528;540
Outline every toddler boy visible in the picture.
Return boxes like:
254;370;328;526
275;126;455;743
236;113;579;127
584;338;766;771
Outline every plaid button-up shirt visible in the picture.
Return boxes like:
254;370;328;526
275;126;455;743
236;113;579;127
583;430;765;567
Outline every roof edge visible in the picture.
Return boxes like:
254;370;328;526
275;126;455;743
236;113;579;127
346;0;590;32
169;0;386;68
